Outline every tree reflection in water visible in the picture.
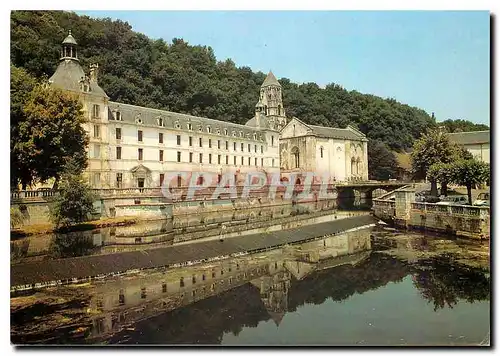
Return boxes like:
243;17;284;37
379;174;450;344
410;254;490;312
49;231;96;258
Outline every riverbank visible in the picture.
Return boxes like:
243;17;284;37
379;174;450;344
11;215;377;291
11;217;139;239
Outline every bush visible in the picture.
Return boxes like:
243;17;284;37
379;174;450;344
10;207;24;229
50;160;95;228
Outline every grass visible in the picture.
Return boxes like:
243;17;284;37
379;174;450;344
11;216;138;239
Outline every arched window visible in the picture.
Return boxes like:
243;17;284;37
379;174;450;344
351;158;356;176
264;105;268;115
278;104;282;115
291;147;300;169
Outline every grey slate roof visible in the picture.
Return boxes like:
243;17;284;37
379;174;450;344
446;130;490;145
261;71;281;87
309;125;366;141
108;101;266;142
49;59;109;98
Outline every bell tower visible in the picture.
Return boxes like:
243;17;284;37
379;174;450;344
60;30;78;61
259;71;287;130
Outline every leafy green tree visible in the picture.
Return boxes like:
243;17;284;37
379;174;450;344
367;140;398;180
10;207;24;229
10;65;38;189
450;159;490;205
50;159;96;228
427;162;455;196
439;119;489;133
411;129;463;194
12;83;88;188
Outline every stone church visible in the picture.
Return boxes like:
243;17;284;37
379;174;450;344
48;31;368;189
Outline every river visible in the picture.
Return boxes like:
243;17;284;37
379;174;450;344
11;222;490;346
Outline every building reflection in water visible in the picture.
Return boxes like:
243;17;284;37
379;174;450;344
87;226;373;341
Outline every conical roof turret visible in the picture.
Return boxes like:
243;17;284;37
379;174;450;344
261;71;281;87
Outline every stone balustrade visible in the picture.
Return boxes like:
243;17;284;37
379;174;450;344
410;202;488;217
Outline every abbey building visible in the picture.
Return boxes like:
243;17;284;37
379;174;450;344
48;31;368;189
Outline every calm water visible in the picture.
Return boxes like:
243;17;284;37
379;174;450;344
11;225;490;346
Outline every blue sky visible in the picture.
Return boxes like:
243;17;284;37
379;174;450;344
77;11;490;125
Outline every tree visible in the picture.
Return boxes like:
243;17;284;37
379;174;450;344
50;159;96;228
367;140;398;180
11;83;88;188
427;162;454;196
411;129;462;195
450;159;490;205
439;119;489;133
10;65;37;189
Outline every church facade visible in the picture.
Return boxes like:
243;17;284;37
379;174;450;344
48;31;368;189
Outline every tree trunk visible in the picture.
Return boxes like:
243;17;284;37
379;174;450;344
440;181;448;197
466;183;472;205
430;179;438;196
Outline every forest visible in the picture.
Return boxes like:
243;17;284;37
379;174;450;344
10;11;488;174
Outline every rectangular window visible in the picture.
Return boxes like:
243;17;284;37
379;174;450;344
160;173;165;187
177;175;182;187
248;144;251;152
189;152;193;163
177;151;181;162
162;283;167;293
199;153;203;163
255;145;257;153
209;153;212;164
159;132;163;144
261;158;264;166
159;150;164;162
248;157;251;165
241;156;244;165
92;104;100;118
93;173;100;186
116;146;122;160
209;139;212;148
138;130;143;142
189;136;193;146
93;144;101;159
218;140;221;149
218;155;221;164
177;135;181;145
93;125;100;138
116;173;122;188
272;158;275;167
115;128;121;140
234;156;237;165
241;143;244;152
271;136;274;146
255;157;257;166
226;141;229;150
261;146;263;154
199;138;203;147
234;142;237;151
138;148;143;160
226;156;229;164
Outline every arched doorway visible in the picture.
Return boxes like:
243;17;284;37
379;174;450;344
291;147;300;169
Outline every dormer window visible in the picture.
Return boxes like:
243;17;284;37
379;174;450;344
175;121;181;129
115;111;122;121
224;129;228;136
207;126;211;133
187;123;192;131
198;125;203;132
253;133;257;140
239;131;243;137
157;117;164;127
232;131;236;137
135;114;142;125
216;128;221;135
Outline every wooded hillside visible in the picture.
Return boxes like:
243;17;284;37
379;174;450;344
11;11;485;152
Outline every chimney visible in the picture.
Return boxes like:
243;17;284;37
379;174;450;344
89;63;99;83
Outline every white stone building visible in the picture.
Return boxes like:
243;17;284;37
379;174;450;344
48;31;368;189
279;117;369;182
446;130;490;164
